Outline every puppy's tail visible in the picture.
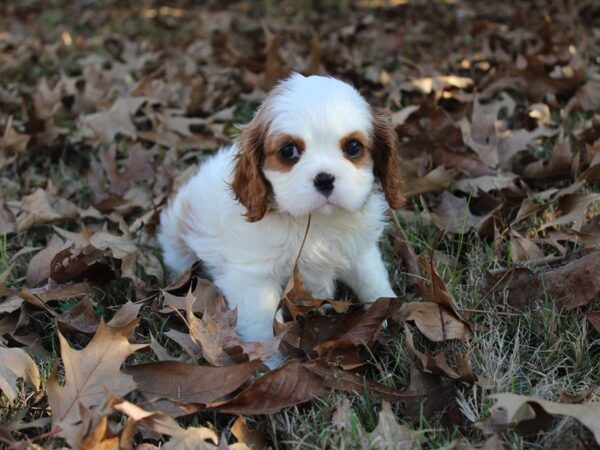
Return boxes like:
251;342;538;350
158;198;198;275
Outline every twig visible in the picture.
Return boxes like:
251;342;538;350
429;232;447;341
294;214;312;269
167;304;192;329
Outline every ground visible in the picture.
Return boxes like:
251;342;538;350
1;0;600;449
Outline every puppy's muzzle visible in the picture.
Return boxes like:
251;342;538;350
313;172;335;197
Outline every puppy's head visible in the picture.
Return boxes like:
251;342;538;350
231;73;403;221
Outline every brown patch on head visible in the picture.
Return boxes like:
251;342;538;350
231;108;271;222
263;134;305;173
339;131;372;168
371;108;405;209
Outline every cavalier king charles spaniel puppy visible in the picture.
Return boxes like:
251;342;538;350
159;73;403;367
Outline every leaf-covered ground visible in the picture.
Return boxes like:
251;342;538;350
1;0;600;448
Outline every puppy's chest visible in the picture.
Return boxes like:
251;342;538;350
293;221;367;275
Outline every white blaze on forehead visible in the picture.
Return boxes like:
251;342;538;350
266;73;373;141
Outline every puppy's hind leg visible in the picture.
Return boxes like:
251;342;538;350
214;268;284;368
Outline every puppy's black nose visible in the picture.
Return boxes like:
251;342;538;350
313;172;335;196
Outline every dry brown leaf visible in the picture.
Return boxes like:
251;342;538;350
403;166;458;198
25;235;64;287
398;302;472;342
0;346;40;403
279;298;400;365
100;143;155;195
509;232;544;264
0;120;30;155
404;327;473;381
402;363;458;423
452;173;520;195
540;192;600;232
160;278;220;314
368;402;419;450
564;80;600;115
261;23;287;91
402;75;473;96
57;296;99;334
586;312;600;334
424;192;481;234
332;399;419;450
520;137;573;179
79;97;147;144
487;393;600;444
309;299;401;365
201;359;411;415
0;200;16;235
497;126;559;169
484;248;600;310
165;329;204;362
125;359;262;404
432;147;495;178
47;314;146;447
231;417;267;450
16;189;79;232
417;255;471;328
50;244;117;284
186;290;280;366
113;400;239;450
0;265;15;299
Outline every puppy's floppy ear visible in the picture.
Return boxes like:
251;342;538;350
371;108;405;210
231;112;271;222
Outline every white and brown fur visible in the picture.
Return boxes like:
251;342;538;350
159;73;403;367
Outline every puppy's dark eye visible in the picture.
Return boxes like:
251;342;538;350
344;139;364;158
279;143;300;162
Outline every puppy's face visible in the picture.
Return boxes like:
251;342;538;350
232;73;403;221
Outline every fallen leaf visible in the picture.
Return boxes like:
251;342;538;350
16;189;79;232
425;192;481;234
0;346;40;403
231;417;267;450
404;327;473;381
564;80;600;115
483;249;600;310
50;244;118;284
403;166;458;198
100;143;155;195
47;314;146;447
586;312;600;334
126;360;262;404
25;235;64;287
487;393;600;444
186;291;280;366
520;137;573;179
540;193;600;232
452;173;520;195
509;232;545;263
0;120;30;155
398;302;472;342
368;402;419;450
201;359;411;415
113;399;241;450
57;296;99;334
79;97;148;144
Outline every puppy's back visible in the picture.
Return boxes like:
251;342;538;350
158;146;237;275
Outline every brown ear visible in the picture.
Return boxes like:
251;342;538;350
371;108;404;210
231;115;271;222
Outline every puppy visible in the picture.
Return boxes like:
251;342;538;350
159;73;403;366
